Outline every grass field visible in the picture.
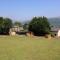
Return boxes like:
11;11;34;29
0;35;60;60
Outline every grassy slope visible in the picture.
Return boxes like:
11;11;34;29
0;36;60;60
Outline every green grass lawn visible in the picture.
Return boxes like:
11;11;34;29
0;35;60;60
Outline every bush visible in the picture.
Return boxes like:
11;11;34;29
28;16;51;36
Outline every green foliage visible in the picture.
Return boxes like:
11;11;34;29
23;21;30;30
0;17;12;34
23;23;28;30
28;16;51;36
14;21;22;27
23;23;29;30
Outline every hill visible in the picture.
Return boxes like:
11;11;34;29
48;17;60;27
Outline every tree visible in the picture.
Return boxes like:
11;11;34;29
3;18;13;34
23;21;30;30
23;21;29;30
28;16;51;36
0;17;12;34
14;21;22;27
0;17;4;33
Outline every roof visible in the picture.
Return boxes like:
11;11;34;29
51;27;60;32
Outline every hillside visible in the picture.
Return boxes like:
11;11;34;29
48;17;60;27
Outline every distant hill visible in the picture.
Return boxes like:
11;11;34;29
22;17;60;28
48;17;60;28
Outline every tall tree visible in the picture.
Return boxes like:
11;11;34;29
0;17;12;34
28;16;51;36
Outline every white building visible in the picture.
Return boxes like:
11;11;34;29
57;30;60;37
51;27;60;37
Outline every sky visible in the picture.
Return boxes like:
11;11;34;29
0;0;60;21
